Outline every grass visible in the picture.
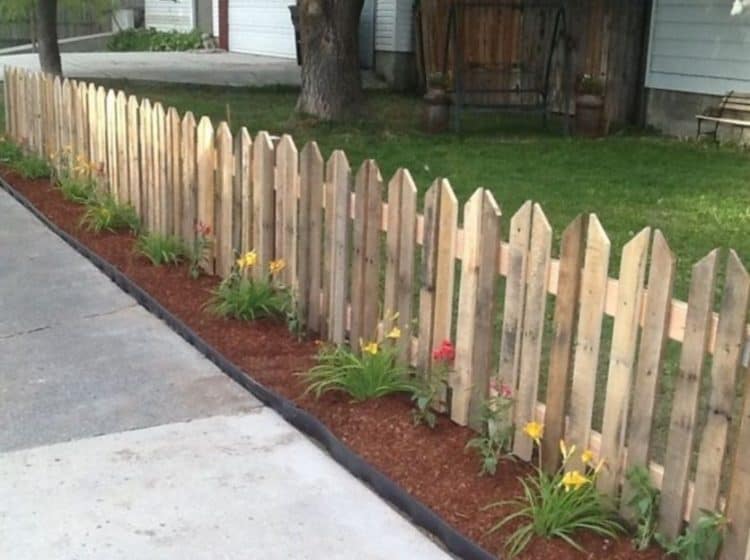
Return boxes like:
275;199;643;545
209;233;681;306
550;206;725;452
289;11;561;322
90;80;750;299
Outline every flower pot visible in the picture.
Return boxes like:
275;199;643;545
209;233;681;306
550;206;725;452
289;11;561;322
575;94;605;138
422;87;450;134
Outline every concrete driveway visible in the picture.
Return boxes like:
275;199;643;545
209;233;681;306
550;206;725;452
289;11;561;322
0;189;450;560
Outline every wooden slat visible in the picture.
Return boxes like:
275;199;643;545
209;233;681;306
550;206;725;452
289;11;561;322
498;200;532;393
659;250;719;540
252;131;274;279
513;204;552;461
180;112;197;243
105;89;118;197
95;87;107;184
138;98;152;224
126;96;140;214
383;168;417;364
87;83;98;169
326;150;351;345
53;76;63;161
237;128;253;253
691;251;749;523
417;180;441;376
598;227;651;496
75;82;89;164
566;215;611;472
196;116;215;273
452;189;501;428
215;122;234;278
115;91;128;205
351;160;383;347
621;231;676;522
542;214;586;473
298;141;325;332
721;361;750;559
60;79;73;157
152;103;167;233
168;107;182;236
3;68;11;137
231;129;243;252
275;135;299;286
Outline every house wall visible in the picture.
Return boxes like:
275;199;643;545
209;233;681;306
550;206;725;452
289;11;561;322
375;0;416;90
144;0;194;31
645;0;750;137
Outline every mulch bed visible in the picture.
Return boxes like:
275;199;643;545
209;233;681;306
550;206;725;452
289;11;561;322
1;166;666;560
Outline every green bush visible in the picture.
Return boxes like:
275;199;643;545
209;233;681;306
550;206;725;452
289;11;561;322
135;232;188;266
11;153;51;179
57;174;97;204
656;511;727;560
80;193;140;233
107;28;205;52
0;137;23;164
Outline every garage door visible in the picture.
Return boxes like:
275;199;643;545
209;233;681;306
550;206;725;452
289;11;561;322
228;0;296;59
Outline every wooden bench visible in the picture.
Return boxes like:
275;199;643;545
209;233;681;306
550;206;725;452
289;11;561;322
696;91;750;140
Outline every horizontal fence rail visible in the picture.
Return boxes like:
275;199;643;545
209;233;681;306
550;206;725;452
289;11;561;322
4;66;750;559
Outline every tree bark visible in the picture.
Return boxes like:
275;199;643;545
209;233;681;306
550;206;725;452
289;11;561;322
36;0;62;76
296;0;365;121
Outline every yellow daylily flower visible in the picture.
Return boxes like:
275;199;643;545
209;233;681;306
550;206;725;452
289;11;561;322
236;251;257;270
269;259;286;275
560;470;590;492
523;421;544;444
361;341;379;355
581;449;595;465
386;326;401;340
559;440;576;462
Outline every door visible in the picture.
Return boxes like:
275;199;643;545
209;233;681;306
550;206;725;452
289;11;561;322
227;0;297;59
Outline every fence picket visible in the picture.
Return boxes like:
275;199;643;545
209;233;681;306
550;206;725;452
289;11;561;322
152;103;167;233
513;204;552;461
275;135;299;287
659;250;719;539
74;82;88;164
138;99;152;223
215;122;234;278
105;90;118;199
384;168;417;364
53;77;63;160
168;107;182;236
125;96;140;212
3;68;11;137
621;231;676;521
566;215;611;472
180;112;197;243
326;150;351;344
95;87;107;182
598;227;651;496
691;251;750;522
196;116;215;273
542;214;586;473
252;131;274;279
299;141;324;332
237;128;253;254
453;189;501;428
60;79;73;157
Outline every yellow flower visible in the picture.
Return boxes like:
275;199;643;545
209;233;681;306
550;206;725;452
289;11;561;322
523;421;544;444
236;251;257;270
386;326;401;340
560;470;590;492
559;440;576;462
581;449;594;465
361;341;379;355
269;259;286;275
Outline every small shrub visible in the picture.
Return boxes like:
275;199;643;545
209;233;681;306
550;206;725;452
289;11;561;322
0;136;23;163
209;251;292;321
136;232;188;266
188;221;213;279
466;379;515;475
108;28;205;52
485;425;622;558
411;339;453;428
57;174;96;204
11;153;51;179
80;194;141;233
656;511;727;560
625;465;660;551
305;337;416;402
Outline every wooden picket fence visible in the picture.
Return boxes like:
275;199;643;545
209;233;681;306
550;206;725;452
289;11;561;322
4;66;750;558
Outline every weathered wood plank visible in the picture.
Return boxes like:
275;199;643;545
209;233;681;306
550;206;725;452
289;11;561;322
621;231;676;521
566;215;611;472
87;83;98;169
215;122;234;278
542;214;586;473
417;181;441;376
115;91;128;205
196;116;216;273
180;112;197;243
326;150;351;344
168;107;182;237
60;79;73;157
238;128;253;254
275;135;299;287
75;81;89;165
252;131;275;279
691;251;749;523
299;141;324;332
659;250;719;540
126;96;140;214
138;98;152;225
513;204;552;461
598;227;651;496
152;103;167;233
95;87;107;184
105;89;118;197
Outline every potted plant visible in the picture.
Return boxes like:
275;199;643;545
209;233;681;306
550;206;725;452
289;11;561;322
423;72;451;133
575;74;605;138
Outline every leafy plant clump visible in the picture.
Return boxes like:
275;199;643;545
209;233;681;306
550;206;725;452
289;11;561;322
80;193;141;234
108;28;206;52
136;232;188;266
466;379;515;475
188;221;213;279
411;339;453;428
305;333;416;402
486;424;622;558
11;152;51;179
209;251;292;322
625;466;660;551
0;136;23;163
656;511;727;560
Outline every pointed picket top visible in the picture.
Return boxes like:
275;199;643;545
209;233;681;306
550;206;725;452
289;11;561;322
439;178;458;213
216;120;232;139
106;88;116;103
276;133;298;158
140;97;152;112
388;167;417;196
166;105;179;121
301;140;323;166
254;129;273;151
239;126;252;146
510;200;533;242
182;110;196;129
197;114;213;134
327;149;351;180
355;158;382;187
482;188;501;219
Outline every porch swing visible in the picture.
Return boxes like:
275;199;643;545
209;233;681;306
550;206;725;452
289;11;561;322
442;0;569;132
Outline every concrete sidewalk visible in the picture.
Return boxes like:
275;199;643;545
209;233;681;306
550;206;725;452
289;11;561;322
0;189;451;559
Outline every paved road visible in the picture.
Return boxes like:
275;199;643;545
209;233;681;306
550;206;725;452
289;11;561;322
0;189;450;559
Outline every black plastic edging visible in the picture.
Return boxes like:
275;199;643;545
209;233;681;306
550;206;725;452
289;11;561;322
0;176;499;560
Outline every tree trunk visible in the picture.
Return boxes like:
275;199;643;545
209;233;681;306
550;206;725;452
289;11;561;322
36;0;62;76
296;0;365;121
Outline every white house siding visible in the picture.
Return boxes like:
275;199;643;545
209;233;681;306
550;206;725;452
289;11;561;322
144;0;194;31
646;0;750;95
228;0;296;59
375;0;414;53
213;0;219;36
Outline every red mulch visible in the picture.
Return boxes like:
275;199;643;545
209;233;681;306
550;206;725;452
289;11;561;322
2;167;666;560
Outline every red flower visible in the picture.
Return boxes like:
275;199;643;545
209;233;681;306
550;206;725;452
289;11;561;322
195;221;211;236
432;340;455;363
